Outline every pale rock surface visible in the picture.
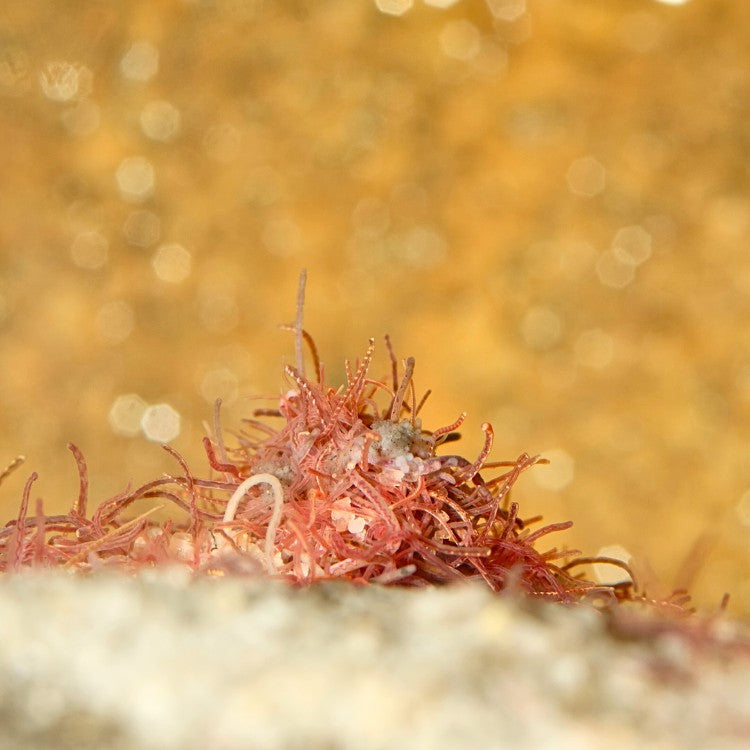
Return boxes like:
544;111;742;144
0;572;748;749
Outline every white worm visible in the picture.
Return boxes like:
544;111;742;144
223;473;285;573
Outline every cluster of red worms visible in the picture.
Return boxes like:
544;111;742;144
0;326;635;604
1;271;667;603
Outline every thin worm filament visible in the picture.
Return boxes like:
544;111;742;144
223;473;285;573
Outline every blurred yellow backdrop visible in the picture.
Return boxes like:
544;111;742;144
1;0;750;615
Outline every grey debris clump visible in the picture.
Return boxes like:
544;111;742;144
0;571;748;750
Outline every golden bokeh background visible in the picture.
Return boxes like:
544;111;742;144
2;0;750;615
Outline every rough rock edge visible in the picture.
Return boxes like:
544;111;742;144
0;571;749;750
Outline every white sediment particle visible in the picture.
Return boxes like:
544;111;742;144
371;419;417;459
347;516;367;535
332;499;369;537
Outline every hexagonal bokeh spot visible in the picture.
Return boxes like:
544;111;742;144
140;403;181;443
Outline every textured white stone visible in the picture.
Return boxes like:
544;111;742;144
0;573;747;749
